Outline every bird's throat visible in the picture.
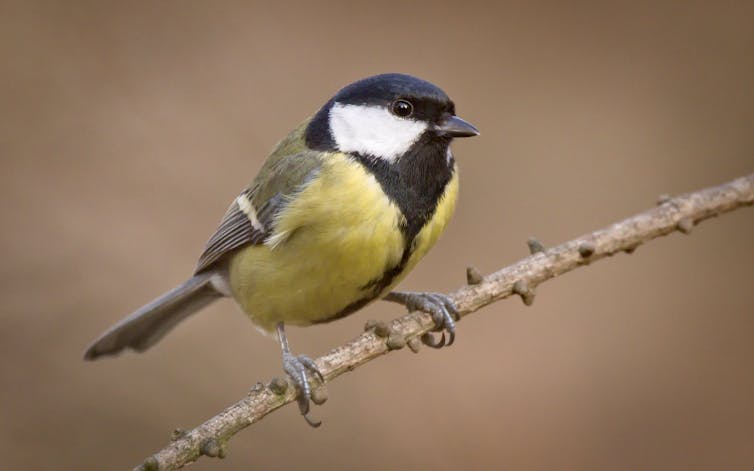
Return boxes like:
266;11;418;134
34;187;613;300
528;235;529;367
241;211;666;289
353;137;455;243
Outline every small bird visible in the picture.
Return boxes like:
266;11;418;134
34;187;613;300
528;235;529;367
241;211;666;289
84;73;479;425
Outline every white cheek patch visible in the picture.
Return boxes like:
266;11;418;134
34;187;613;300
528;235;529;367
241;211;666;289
329;102;428;162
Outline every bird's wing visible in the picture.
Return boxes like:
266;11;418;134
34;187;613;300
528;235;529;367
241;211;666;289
195;121;325;273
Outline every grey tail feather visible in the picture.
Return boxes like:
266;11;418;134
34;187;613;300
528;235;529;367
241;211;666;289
84;272;225;360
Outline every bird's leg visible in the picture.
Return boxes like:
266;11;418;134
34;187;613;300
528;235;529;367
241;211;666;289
277;322;324;427
383;291;460;348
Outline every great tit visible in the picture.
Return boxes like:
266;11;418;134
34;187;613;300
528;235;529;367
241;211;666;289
84;73;479;425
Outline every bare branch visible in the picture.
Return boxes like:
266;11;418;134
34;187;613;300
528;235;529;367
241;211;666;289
137;174;754;471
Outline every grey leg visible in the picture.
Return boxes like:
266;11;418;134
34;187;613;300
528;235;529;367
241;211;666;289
277;322;324;427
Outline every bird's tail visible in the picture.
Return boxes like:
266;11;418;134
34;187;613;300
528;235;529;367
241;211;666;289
84;272;226;360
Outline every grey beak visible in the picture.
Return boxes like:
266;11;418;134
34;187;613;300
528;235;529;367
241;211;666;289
436;115;480;138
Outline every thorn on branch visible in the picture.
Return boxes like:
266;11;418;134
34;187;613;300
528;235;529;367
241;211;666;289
249;382;265;395
200;437;225;458
138;456;159;471
367;318;405;349
657;193;672;205
578;242;596;258
512;280;536;306
311;386;328;405
268;377;288;395
466;266;484;285
364;319;390;338
527;237;546;254
386;333;406;350
677;217;694;234
374;321;390;338
170;428;187;442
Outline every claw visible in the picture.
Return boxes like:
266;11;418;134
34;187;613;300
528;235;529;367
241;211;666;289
303;414;321;428
421;332;446;348
385;291;459;349
445;324;456;347
283;352;324;427
277;323;324;428
297;355;325;383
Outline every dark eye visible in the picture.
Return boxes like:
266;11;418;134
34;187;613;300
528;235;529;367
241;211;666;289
391;99;413;118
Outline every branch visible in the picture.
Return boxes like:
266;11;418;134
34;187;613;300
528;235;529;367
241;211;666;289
137;174;754;471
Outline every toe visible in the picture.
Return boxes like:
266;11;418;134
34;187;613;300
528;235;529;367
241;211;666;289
388;291;460;349
297;355;324;383
445;322;456;347
283;354;323;426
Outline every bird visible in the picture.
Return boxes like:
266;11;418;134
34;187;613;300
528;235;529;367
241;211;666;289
84;73;479;425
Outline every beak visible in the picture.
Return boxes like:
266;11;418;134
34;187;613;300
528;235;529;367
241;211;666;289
435;115;480;138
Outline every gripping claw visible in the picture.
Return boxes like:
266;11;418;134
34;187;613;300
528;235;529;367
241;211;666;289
384;292;460;348
277;323;324;427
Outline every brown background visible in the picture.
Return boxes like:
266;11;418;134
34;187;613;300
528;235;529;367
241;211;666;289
1;1;752;470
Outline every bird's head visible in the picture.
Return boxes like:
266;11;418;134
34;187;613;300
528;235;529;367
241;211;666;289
306;73;478;162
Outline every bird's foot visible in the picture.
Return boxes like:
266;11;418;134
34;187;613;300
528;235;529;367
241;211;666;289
385;291;460;348
282;352;324;427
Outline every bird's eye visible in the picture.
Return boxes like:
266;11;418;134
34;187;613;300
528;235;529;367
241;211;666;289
391;99;413;118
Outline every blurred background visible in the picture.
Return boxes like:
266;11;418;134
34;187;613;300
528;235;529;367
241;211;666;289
1;1;752;470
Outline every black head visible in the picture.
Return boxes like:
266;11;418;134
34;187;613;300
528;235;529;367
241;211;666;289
306;73;478;161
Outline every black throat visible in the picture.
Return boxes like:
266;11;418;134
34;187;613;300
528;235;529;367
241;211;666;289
353;132;454;243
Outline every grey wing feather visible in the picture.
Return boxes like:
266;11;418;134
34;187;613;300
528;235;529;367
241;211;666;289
194;193;268;273
194;149;325;274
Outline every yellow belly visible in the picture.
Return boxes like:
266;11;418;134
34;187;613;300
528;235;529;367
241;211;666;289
228;154;458;332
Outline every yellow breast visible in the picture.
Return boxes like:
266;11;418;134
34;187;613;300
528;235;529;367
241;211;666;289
228;154;458;332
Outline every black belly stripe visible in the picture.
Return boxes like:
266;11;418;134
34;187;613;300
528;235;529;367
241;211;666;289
312;134;454;324
313;242;415;323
